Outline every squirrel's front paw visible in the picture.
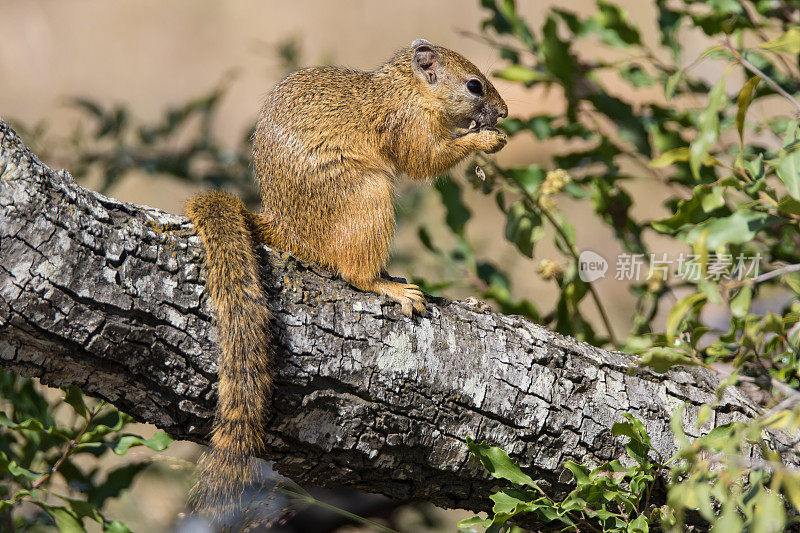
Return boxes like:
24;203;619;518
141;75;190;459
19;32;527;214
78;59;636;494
473;128;507;154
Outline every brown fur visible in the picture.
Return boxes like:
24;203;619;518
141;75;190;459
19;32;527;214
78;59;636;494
186;39;507;517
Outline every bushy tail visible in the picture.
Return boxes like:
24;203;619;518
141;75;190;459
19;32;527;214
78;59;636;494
185;191;274;517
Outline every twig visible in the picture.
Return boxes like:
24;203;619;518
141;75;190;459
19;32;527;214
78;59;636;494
31;406;98;490
721;38;800;117
277;487;399;533
741;1;800;78
1;508;14;533
712;363;800;404
479;157;619;347
454;27;533;57
725;262;800;288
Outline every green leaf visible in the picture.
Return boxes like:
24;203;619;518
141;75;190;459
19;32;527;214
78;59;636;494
758;27;800;54
751;490;786;532
49;493;104;522
745;153;765;181
589;92;651;156
628;513;649;533
690;77;727;179
649;147;718;169
89;462;150;507
650;184;725;233
786;274;800;297
776;120;800;200
80;411;129;444
730;285;752;318
666;293;706;342
51;507;87;533
712;501;744;532
685;210;776;250
110;431;173;455
0;411;70;441
32;502;87;533
457;515;493;529
664;71;682;100
620;65;655;87
508;165;545;195
689;482;715;520
0;450;41;481
63;387;89;419
777;196;800;217
649;147;689;168
466;437;539;489
639;347;694;373
595;0;641;47
563;460;590;484
612;414;653;466
541;15;578;98
435;178;471;236
782;474;800;513
504;201;544;257
490;487;537;515
735;76;760;144
104;521;133;533
495;64;549;85
697;422;740;450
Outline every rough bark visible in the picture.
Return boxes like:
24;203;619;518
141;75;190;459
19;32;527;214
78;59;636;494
0;118;796;524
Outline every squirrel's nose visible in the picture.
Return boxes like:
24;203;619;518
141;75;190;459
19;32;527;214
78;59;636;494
498;107;508;119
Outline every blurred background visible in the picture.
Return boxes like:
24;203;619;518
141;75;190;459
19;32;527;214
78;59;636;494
3;0;798;531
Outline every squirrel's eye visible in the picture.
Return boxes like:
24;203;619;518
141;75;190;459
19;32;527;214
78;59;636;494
466;79;484;96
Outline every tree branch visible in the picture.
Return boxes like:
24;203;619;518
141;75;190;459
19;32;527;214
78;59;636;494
0;119;797;526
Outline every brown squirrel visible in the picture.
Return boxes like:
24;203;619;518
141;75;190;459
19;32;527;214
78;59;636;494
185;38;507;515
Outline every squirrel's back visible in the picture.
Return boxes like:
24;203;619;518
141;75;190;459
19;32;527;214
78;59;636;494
186;39;507;523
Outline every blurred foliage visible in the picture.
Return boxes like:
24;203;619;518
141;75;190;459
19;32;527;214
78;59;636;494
454;0;800;531
0;370;172;531
7;0;800;530
666;404;800;532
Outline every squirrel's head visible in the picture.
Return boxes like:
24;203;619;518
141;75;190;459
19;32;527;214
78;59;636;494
408;38;508;133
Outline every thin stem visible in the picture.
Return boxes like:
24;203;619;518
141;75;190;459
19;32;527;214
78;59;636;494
722;39;800;117
725;261;800;288
31;405;98;490
455;27;534;57
572;508;605;533
750;262;800;284
642;463;662;513
1;507;14;533
709;360;800;403
277;487;399;533
538;206;619;347
741;1;800;78
481;157;619;346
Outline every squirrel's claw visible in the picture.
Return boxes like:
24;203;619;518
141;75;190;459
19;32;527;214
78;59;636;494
401;283;427;316
368;279;427;317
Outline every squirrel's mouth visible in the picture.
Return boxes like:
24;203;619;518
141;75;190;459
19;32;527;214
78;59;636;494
455;115;496;137
471;105;503;129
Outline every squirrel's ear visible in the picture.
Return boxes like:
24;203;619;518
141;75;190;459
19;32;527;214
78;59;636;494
411;38;434;49
412;40;440;84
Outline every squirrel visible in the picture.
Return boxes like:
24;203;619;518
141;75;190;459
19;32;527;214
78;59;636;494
185;38;508;515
